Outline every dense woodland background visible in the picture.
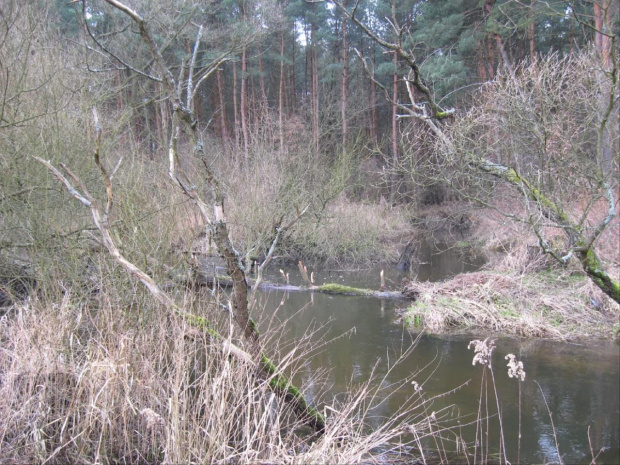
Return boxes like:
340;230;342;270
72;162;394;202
0;1;619;463
2;0;618;289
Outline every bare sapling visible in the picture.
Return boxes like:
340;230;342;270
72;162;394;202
298;260;311;286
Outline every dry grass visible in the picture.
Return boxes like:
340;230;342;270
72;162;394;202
0;285;449;464
402;269;619;339
287;197;411;266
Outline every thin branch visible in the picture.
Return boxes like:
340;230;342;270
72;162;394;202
80;1;162;82
33;157;93;209
250;204;310;309
579;185;616;252
187;25;203;110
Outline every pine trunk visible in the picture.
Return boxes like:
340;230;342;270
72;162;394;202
311;25;319;153
217;68;230;148
233;60;240;148
369;45;377;147
241;46;249;159
391;51;399;203
278;31;285;154
341;3;348;155
529;0;536;59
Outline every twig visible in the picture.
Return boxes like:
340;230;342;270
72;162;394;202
535;380;564;465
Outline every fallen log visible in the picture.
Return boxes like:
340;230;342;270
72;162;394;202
195;273;410;300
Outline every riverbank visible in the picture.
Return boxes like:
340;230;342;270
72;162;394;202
190;199;620;341
399;269;619;340
397;202;620;341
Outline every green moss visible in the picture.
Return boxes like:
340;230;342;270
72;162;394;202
436;110;453;120
249;318;259;335
580;248;620;302
498;304;519;318
409;313;423;327
260;353;278;375
260;353;325;431
317;283;374;296
550;316;564;327
261;354;305;402
183;314;219;339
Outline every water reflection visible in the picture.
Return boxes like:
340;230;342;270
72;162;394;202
255;281;619;464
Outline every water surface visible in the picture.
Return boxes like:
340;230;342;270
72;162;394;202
253;248;619;464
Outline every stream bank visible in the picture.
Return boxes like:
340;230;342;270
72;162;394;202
400;269;620;340
393;202;620;341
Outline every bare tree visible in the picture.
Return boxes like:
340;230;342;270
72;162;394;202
329;0;619;303
44;0;325;432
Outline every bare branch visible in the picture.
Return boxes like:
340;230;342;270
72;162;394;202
187;25;204;110
32;157;93;209
250;204;311;308
80;1;162;82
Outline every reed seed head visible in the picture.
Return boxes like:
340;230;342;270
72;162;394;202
505;354;526;381
468;338;496;367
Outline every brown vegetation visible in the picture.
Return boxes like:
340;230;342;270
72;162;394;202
403;269;618;339
0;292;427;464
402;199;620;340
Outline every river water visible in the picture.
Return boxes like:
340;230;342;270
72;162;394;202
253;245;619;464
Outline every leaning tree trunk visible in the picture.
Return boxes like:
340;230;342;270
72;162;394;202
73;0;326;433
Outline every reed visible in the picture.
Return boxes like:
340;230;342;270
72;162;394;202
0;286;438;464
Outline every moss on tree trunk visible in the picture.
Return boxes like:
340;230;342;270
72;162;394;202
579;248;620;303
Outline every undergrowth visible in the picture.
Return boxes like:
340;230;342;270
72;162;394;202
0;284;460;464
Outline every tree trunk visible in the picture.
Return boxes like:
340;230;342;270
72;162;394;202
311;21;319;154
578;248;620;303
594;1;603;51
369;43;377;147
291;24;297;110
258;44;267;111
529;0;536;60
213;220;259;343
390;51;399;203
594;0;615;175
341;1;348;155
217;67;229;149
278;31;285;154
115;69;124;113
487;35;495;79
241;46;249;159
485;0;513;74
233;60;240;148
594;0;612;68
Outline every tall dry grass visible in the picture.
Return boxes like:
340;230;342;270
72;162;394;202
0;285;459;464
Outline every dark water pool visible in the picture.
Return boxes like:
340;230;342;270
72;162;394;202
252;253;619;464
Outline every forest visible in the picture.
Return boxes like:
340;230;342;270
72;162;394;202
0;0;618;463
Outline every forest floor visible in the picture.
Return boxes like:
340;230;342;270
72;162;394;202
396;201;620;341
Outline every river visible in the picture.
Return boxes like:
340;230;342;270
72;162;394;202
253;244;620;464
